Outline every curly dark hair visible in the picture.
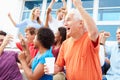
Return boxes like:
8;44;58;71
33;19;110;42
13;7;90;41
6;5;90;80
58;27;66;44
0;30;7;36
37;27;55;49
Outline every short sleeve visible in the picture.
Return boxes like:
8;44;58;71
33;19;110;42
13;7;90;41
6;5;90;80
55;43;65;67
38;48;53;64
9;51;19;62
16;42;22;51
91;35;100;49
38;55;46;64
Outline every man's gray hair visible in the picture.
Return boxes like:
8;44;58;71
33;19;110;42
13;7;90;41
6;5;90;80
67;8;82;20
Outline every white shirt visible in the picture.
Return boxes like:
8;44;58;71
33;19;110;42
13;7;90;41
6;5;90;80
48;17;64;33
99;45;105;66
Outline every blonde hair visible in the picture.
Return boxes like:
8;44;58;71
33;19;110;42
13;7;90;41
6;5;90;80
56;7;67;15
30;7;41;24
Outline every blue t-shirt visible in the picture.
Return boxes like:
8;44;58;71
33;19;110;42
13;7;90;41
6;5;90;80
16;19;43;29
31;48;53;80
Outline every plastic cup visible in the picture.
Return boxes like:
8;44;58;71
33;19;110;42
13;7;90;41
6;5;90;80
45;57;55;74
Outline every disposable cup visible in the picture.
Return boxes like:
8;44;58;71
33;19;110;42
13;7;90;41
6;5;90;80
45;57;55;74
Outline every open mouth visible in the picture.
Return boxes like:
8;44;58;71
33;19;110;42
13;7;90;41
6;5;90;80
118;38;120;40
117;37;120;41
67;28;70;30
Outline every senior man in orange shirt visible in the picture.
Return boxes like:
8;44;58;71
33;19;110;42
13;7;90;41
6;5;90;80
45;0;102;80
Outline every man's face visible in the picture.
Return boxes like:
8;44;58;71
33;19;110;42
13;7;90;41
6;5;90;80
116;29;120;43
33;35;40;49
57;10;66;20
25;31;35;43
64;13;81;37
0;35;5;46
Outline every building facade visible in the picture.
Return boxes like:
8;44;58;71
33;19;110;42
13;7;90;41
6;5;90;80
0;0;120;41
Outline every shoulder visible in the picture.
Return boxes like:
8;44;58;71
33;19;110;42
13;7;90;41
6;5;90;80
44;48;53;57
60;38;73;49
2;51;18;56
22;19;30;22
81;32;94;44
105;41;117;48
62;37;72;44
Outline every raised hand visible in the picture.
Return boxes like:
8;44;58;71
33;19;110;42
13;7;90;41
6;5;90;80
8;12;12;18
2;35;13;47
18;51;26;62
72;0;82;8
46;8;52;14
19;34;31;63
21;39;27;50
100;31;110;44
103;32;110;38
61;0;66;2
52;0;55;3
18;33;25;41
18;33;28;50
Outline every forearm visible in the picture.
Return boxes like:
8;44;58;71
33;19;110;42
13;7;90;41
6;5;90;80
8;16;17;27
45;8;51;27
24;49;32;65
0;44;6;56
20;61;33;80
47;0;54;22
0;35;13;56
45;14;49;27
62;0;67;9
77;5;99;41
28;59;33;68
26;54;32;65
48;1;55;9
22;44;32;64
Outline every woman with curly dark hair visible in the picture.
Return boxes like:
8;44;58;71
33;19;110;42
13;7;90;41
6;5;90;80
18;27;55;80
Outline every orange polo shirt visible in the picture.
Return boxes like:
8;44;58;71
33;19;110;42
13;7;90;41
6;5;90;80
56;32;102;80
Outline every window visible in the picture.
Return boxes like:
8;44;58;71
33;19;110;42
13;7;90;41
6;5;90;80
72;0;93;17
22;0;43;20
46;0;67;19
20;0;43;35
98;25;119;41
98;0;120;21
20;0;120;41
